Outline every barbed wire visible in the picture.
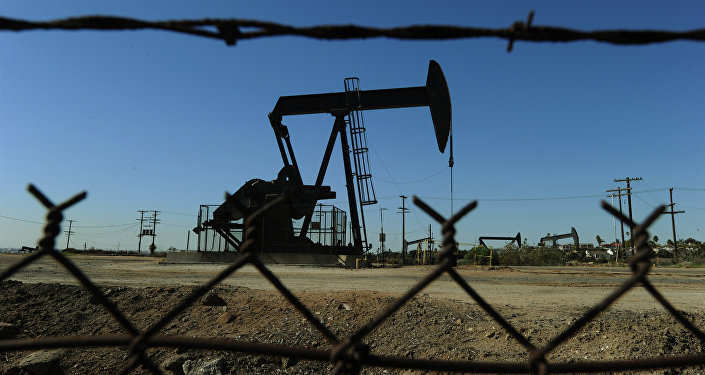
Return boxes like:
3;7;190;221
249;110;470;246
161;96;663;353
1;12;704;51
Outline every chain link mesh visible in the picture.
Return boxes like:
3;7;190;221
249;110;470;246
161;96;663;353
1;185;704;374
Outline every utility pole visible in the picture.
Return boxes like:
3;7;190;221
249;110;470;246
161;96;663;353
606;187;629;257
662;188;685;257
428;224;434;260
379;207;388;261
614;177;642;255
449;124;454;218
137;210;148;253
64;219;75;250
150;210;161;253
398;195;410;265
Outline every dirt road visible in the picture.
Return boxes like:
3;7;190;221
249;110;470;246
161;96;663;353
3;254;704;312
3;253;705;374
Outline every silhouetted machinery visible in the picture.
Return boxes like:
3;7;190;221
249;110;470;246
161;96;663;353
478;233;522;248
539;227;579;251
197;61;452;255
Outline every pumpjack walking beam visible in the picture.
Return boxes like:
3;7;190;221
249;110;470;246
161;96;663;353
479;233;522;248
539;227;579;251
268;60;452;253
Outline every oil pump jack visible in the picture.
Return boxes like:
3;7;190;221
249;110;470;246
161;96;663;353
198;61;452;255
539;227;579;251
479;233;522;248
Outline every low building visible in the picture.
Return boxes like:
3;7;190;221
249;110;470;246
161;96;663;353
558;243;595;251
586;249;611;260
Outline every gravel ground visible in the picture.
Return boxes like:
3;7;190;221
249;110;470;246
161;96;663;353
1;254;705;374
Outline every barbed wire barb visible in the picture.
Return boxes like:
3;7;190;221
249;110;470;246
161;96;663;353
1;14;704;50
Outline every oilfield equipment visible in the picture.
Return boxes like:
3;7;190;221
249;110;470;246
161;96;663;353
475;246;494;266
471;245;494;267
478;232;522;248
194;60;452;256
456;242;493;266
539;227;579;251
406;237;435;265
455;242;476;254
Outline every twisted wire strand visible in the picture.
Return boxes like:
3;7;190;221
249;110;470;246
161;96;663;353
3;186;705;374
1;14;704;49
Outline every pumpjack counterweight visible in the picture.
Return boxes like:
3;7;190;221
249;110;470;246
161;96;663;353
196;61;452;255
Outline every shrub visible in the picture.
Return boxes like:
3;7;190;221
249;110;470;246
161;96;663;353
463;246;492;266
497;244;566;266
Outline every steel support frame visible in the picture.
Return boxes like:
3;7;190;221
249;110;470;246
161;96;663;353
269;112;363;253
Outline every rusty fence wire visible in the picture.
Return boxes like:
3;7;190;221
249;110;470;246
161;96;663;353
1;11;705;51
2;184;705;374
2;10;703;373
0;185;705;374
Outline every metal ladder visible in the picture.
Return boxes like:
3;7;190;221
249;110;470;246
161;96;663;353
344;77;377;252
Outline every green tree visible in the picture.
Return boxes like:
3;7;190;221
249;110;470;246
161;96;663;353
465;245;491;265
652;235;659;244
596;235;603;246
624;239;633;251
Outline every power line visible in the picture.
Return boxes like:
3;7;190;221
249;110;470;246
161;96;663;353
398;195;410;264
614;177;643;255
160;211;196;217
375;167;448;185
70;233;123;249
69;237;82;248
0;213;145;228
633;193;656;209
641;180;667;206
77;224;138;237
135;210;161;253
369;147;427;230
681;215;703;237
418;188;669;202
662;188;685;257
606;187;629;256
74;223;135;228
0;214;43;225
150;210;160;253
1;14;703;49
137;210;148;253
158;222;193;228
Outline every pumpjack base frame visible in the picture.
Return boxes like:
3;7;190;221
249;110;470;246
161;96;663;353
165;250;366;267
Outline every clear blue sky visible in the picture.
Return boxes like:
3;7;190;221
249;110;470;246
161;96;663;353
1;1;703;251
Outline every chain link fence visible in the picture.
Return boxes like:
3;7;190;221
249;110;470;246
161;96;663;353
1;184;705;374
2;11;704;373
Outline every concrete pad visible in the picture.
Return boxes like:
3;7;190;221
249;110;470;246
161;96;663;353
165;251;365;267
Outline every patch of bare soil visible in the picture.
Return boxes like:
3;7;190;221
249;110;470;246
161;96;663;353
1;280;704;374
